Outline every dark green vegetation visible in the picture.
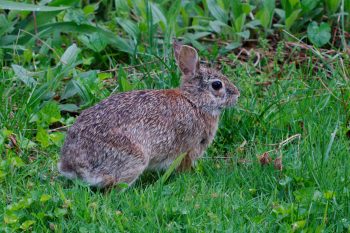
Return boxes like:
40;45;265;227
1;0;350;232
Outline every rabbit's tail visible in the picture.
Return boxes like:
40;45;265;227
58;161;78;179
58;160;116;187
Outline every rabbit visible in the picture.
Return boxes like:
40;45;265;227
58;42;240;188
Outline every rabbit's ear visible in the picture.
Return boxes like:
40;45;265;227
175;44;200;77
173;41;182;64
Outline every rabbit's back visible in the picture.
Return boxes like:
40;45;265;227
61;89;216;167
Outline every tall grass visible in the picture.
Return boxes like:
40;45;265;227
0;0;350;232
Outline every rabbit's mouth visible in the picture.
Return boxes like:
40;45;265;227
226;95;239;107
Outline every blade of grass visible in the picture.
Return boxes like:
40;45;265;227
324;122;338;162
0;0;69;11
160;153;186;184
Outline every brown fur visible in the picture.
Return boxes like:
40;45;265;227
58;42;240;188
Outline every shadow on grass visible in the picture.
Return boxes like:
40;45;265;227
55;170;169;193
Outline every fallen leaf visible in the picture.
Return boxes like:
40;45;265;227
274;156;283;171
115;210;122;216
258;152;272;165
49;222;56;231
238;158;252;165
9;134;17;147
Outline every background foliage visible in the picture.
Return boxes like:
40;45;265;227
0;0;350;232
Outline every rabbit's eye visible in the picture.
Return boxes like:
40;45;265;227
211;81;222;90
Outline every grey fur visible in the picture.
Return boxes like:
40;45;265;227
58;43;240;188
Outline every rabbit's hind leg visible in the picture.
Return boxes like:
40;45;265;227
83;141;149;188
58;160;78;179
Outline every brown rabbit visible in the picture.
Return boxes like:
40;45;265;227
58;42;240;188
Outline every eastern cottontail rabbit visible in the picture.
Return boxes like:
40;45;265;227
58;42;240;188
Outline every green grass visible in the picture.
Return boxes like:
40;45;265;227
1;0;350;232
1;50;350;231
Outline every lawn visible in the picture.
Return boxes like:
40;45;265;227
1;0;350;232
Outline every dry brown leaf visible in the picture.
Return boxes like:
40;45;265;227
9;134;18;148
258;152;272;166
274;156;283;171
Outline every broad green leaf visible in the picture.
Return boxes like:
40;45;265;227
36;128;50;147
289;0;300;8
256;7;274;29
118;67;133;92
60;43;80;65
231;1;252;18
263;0;276;11
281;0;293;17
241;3;252;14
275;9;285;20
165;0;181;24
150;2;167;25
279;176;292;186
245;20;261;29
346;0;350;12
49;0;80;6
234;14;246;32
61;80;78;100
10;156;25;168
285;9;301;30
209;20;227;33
114;0;129;13
0;14;15;36
310;190;321;201
72;79;92;104
0;0;69;11
38;101;62;125
18;22;134;54
186;32;212;40
59;104;79;112
27;82;51;108
220;42;241;53
19;137;37;150
0;170;7;179
54;208;68;217
232;1;244;18
307;22;331;47
293;187;315;202
324;190;336;199
325;0;341;13
236;30;250;39
301;0;319;12
83;4;99;15
0;129;12;146
76;70;99;94
4;212;19;224
7;197;32;211
98;72;112;81
292;220;306;231
256;0;275;29
20;220;36;230
207;0;228;23
11;64;37;88
40;194;52;202
63;9;88;25
116;17;139;40
49;132;65;146
78;33;107;52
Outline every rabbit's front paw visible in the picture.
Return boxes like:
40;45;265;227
177;153;193;172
